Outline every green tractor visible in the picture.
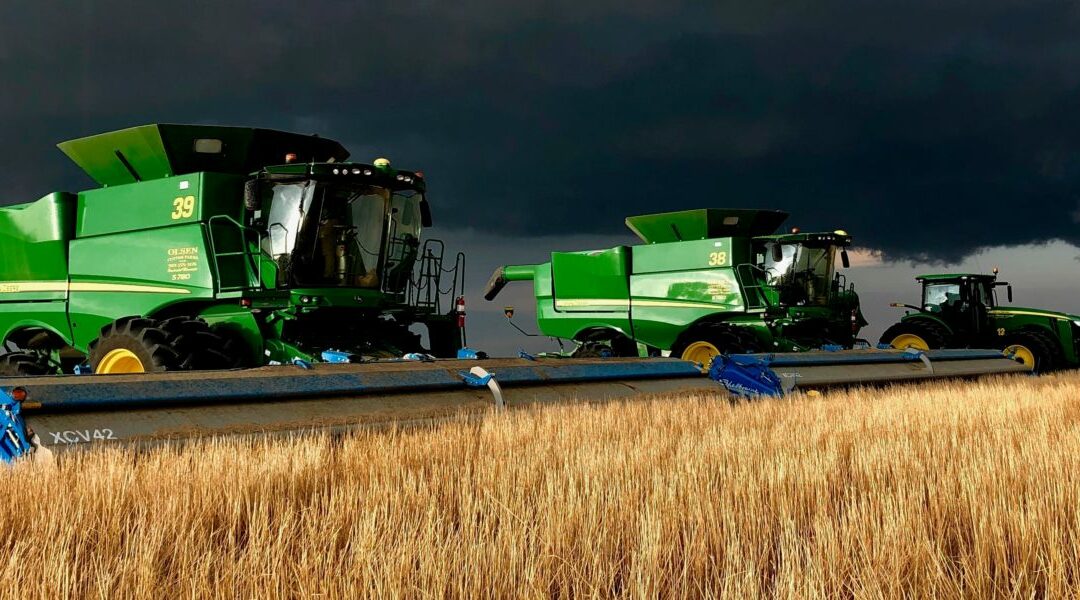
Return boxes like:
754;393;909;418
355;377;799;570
484;208;866;364
880;272;1080;372
0;124;465;376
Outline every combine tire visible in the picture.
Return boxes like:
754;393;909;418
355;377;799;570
671;324;758;366
572;330;638;358
0;352;52;377
158;317;239;370
1001;330;1061;374
879;320;950;350
87;318;182;374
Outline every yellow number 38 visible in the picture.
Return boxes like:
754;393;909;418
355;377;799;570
708;251;727;266
171;196;196;220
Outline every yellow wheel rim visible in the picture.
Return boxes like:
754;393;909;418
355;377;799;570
681;341;722;365
97;349;146;374
890;333;929;350
1004;344;1036;368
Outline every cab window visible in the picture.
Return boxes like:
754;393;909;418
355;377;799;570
923;283;961;313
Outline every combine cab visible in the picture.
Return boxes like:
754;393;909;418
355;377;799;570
881;271;1080;372
484;209;866;364
0;124;466;375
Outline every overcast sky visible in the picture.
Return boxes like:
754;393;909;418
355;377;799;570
2;1;1079;354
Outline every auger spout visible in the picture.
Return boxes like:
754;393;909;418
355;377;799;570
483;264;537;300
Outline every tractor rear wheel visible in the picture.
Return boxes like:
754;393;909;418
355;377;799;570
879;320;950;350
0;352;52;377
671;324;757;366
87;318;183;374
1001;330;1061;374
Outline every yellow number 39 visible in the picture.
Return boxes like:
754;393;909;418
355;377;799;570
171;196;196;220
708;251;727;266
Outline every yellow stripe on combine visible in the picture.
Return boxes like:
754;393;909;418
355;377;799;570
0;281;68;293
634;299;737;309
989;309;1069;320
70;282;191;294
0;281;190;295
554;298;736;309
555;299;631;308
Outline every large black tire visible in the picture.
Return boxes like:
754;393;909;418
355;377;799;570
572;330;638;358
158;317;240;370
0;352;52;377
671;323;759;365
572;342;616;358
878;319;951;349
87;317;183;374
1001;329;1062;374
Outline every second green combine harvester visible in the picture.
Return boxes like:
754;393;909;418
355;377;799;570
485;208;866;363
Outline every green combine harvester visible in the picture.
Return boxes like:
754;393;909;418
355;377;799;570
0;124;467;375
485;208;867;363
881;271;1080;372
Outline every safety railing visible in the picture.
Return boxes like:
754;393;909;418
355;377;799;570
734;263;776;310
207;215;263;294
409;239;465;314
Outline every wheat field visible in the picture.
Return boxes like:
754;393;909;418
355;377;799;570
1;373;1078;598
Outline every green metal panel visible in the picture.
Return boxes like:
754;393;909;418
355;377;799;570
0;305;75;348
551;248;630;313
529;261;634;342
67;224;215;350
0;192;77;300
625;209;788;244
58;124;349;186
76;174;205;238
629;240;745;349
631;238;733;273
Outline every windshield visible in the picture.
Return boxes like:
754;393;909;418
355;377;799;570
261;181;424;291
763;243;837;305
923;283;961;313
922;281;994;313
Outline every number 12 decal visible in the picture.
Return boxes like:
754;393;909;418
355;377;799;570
171;195;196;219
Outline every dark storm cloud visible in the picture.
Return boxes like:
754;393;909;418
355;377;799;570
1;0;1079;261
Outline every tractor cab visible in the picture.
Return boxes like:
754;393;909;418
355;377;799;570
913;273;1009;336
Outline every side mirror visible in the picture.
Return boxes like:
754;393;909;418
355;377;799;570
1007;285;1013;303
769;243;783;263
840;249;850;269
243;179;260;211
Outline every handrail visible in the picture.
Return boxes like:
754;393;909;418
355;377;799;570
734;263;776;310
207;215;263;294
